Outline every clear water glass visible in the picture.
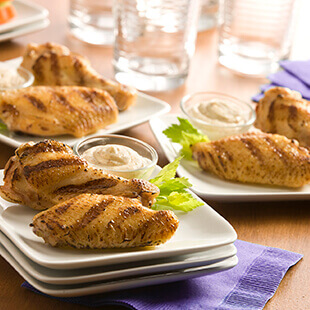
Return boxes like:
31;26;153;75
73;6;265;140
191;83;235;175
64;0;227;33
113;0;201;92
198;0;219;32
218;0;299;77
68;0;113;45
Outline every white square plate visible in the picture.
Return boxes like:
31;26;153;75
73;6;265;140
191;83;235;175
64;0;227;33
0;18;50;43
0;58;171;147
149;114;310;202
0;167;237;269
0;241;238;297
0;0;48;34
0;230;237;285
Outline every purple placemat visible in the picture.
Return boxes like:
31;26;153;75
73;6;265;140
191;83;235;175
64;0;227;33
22;240;302;310
252;59;310;102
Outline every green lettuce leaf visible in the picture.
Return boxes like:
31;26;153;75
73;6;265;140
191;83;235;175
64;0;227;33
163;117;209;160
150;157;203;212
0;123;7;131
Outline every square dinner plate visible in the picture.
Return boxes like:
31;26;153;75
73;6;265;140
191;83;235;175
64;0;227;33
0;0;48;34
0;230;237;285
0;58;171;147
0;241;238;297
0;18;50;43
149;114;310;202
0;167;237;269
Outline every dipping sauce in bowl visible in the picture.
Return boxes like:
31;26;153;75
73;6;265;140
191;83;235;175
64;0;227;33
74;135;158;179
181;92;256;140
0;66;34;91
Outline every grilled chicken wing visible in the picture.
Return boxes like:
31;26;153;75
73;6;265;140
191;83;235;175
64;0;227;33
0;140;159;210
21;42;137;111
255;87;310;147
192;132;310;187
31;193;179;248
0;86;118;137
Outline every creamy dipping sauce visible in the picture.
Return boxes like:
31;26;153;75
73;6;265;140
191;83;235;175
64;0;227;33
187;99;248;126
82;144;152;173
0;67;27;89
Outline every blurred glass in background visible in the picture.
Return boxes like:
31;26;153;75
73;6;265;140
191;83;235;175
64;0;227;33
218;0;299;77
198;0;219;32
68;0;113;45
113;0;201;92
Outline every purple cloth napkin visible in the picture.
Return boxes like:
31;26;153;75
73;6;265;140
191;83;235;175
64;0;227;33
280;60;310;87
252;59;310;102
21;240;302;310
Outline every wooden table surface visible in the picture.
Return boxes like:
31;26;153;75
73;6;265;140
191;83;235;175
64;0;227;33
0;1;310;309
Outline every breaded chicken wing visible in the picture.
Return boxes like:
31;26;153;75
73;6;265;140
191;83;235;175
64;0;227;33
192;132;310;187
0;86;118;137
255;87;310;147
0;140;159;210
31;194;179;248
21;42;137;111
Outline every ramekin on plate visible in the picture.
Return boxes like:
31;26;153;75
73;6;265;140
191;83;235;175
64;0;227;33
74;134;158;179
0;67;34;91
180;92;256;140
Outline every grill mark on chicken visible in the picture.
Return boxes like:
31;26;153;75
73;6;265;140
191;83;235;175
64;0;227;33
120;206;141;219
207;151;220;173
110;207;174;245
73;56;85;85
3;158;14;179
51;219;65;230
1;103;19;117
75;198;115;229
288;105;298;132
215;143;233;162
50;52;60;84
76;89;110;112
52;91;76;112
55;201;74;215
12;168;20;184
53;178;119;194
45;218;65;231
263;136;289;164
240;138;264;163
267;99;276;132
18;141;70;158
24;94;47;112
212;144;228;172
32;54;46;82
23;158;85;178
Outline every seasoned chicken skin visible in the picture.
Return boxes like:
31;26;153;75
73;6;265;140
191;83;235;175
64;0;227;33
0;140;159;210
21;42;137;111
0;86;118;137
31;194;179;248
255;87;310;147
192;132;310;187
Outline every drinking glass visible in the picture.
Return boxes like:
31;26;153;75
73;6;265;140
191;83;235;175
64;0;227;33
198;0;219;32
68;0;114;45
218;0;299;77
113;0;201;92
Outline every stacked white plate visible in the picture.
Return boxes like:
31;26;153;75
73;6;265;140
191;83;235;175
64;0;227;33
0;167;238;297
0;0;49;43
